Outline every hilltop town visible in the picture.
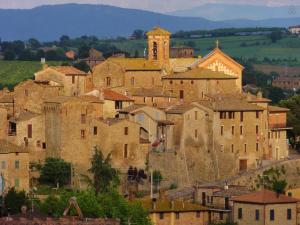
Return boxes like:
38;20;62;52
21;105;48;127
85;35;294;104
0;27;299;225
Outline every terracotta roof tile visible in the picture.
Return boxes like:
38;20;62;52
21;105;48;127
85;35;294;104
231;189;299;204
166;103;196;114
268;105;289;113
51;66;87;75
163;68;237;80
146;27;171;36
103;89;133;102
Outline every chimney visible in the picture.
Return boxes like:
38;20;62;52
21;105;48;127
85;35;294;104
257;91;263;99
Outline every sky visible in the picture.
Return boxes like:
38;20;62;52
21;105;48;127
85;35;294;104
0;0;299;12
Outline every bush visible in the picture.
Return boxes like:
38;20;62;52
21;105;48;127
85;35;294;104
4;188;29;215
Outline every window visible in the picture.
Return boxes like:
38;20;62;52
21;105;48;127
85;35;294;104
240;112;244;122
229;112;235;119
288;192;292;197
232;126;235;135
124;127;129;135
238;208;243;219
153;42;158;60
220;145;224;152
24;89;29;96
287;209;292;220
169;80;173;85
81;114;86;124
14;178;20;187
81;130;86;139
106;77;111;86
253;209;259;221
219;212;223;220
175;212;180;219
143;97;146;103
270;209;275;221
231;144;234;153
196;211;201;218
1;161;6;169
179;90;184;100
180;80;183;84
36;140;41;148
220;126;224;136
220;112;226;119
137;114;145;122
191;80;194;85
27;124;32;138
93;126;98;135
72;76;75;84
195;111;198;120
124;144;128;158
115;101;122;110
131;77;135;86
256;143;259;151
244;144;247;152
159;212;164;220
194;129;198;139
240;126;243;135
256;111;260;119
256;125;259;134
15;160;20;169
42;142;46;149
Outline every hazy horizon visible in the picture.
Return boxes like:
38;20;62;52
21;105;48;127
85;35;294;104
0;0;299;13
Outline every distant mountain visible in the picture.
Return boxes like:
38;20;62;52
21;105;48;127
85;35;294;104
169;3;300;21
0;4;299;41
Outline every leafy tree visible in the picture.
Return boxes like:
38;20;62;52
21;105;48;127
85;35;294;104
279;94;300;147
73;61;90;73
28;38;41;49
264;86;285;104
131;29;144;39
84;148;119;195
3;50;16;60
18;49;35;61
39;157;71;187
4;188;29;215
269;31;282;43
255;166;287;194
78;45;90;59
59;35;71;47
152;170;162;192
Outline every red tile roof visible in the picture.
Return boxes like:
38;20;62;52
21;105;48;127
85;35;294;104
103;89;133;102
51;66;86;75
231;189;299;204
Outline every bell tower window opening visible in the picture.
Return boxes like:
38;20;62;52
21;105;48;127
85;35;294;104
153;42;158;60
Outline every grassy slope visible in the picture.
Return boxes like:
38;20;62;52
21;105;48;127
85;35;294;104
112;35;300;64
0;61;61;88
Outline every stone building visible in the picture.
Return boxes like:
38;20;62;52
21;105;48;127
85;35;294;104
34;66;87;96
272;76;300;90
170;46;194;58
0;140;29;192
141;199;209;225
232;189;299;225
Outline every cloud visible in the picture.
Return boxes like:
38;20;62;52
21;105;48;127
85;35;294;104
0;0;299;12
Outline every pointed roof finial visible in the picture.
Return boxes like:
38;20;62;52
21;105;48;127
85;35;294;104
216;40;219;49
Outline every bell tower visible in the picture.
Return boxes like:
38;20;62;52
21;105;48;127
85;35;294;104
146;27;170;66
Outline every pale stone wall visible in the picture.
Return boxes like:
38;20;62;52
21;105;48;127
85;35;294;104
125;71;163;89
150;211;209;225
147;34;170;67
233;202;297;225
0;152;29;192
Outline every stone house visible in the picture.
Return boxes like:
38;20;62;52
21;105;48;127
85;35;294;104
141;199;209;225
232;189;299;225
34;66;87;96
0;140;29;192
118;104;174;151
170;46;194;58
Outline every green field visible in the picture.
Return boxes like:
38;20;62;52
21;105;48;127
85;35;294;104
0;61;62;88
111;35;300;65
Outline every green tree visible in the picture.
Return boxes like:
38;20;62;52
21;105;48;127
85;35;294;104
28;38;41;49
39;157;71;187
78;45;90;59
269;31;282;43
255;166;287;194
131;29;144;39
279;94;300;147
264;86;285;104
152;170;162;192
4;188;29;215
73;61;90;73
84;148;119;195
3;50;16;60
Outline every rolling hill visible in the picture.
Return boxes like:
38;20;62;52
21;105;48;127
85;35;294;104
0;4;300;41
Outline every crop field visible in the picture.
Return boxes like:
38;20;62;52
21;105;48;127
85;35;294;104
111;35;300;65
0;61;61;88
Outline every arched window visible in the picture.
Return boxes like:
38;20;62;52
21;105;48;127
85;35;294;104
153;42;158;60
